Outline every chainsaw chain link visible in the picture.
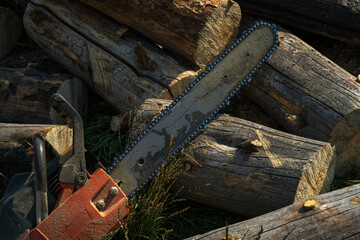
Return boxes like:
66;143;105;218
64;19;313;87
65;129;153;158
107;21;279;199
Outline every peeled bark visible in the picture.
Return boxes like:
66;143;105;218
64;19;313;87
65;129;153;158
0;67;87;124
187;183;360;239
133;98;336;217
0;123;72;178
235;0;360;45
77;0;242;68
24;0;198;114
238;19;360;176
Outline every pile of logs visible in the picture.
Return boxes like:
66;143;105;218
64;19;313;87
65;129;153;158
1;0;360;238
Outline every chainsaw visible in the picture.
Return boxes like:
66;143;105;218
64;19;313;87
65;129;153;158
0;22;278;240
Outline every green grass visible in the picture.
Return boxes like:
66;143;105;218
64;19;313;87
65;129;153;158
84;96;245;240
165;201;245;239
84;100;126;167
106;155;188;240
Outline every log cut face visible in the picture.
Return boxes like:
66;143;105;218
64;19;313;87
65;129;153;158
77;0;242;68
187;183;360;239
134;99;336;217
0;123;72;178
238;21;360;175
24;0;198;114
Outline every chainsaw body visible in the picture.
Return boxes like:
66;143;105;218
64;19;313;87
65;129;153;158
0;95;129;240
21;168;128;240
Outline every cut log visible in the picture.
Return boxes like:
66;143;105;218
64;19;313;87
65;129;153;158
238;18;360;176
131;98;336;217
0;67;87;124
235;0;360;45
0;123;72;179
0;7;22;58
24;0;198;114
77;0;241;68
187;183;360;239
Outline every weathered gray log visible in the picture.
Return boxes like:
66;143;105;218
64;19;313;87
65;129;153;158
0;123;72;178
0;7;21;58
77;0;241;68
187;183;360;239
238;19;360;176
131;98;336;217
24;0;198;114
236;0;360;45
0;67;87;124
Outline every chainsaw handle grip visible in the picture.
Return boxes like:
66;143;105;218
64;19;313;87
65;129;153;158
33;134;48;225
49;94;87;185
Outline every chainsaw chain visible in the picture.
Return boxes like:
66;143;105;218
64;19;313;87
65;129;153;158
107;21;279;199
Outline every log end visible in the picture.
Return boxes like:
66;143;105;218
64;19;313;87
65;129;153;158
159;70;198;99
45;125;73;156
294;143;335;202
330;109;360;176
195;0;241;68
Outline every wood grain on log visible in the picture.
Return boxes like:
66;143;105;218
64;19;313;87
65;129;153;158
0;7;21;58
238;20;360;176
133;98;336;217
0;123;72;178
24;0;198;114
77;0;241;68
236;0;360;45
0;67;87;124
187;183;360;239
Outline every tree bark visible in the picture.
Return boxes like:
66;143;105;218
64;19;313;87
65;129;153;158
132;98;336;217
24;0;199;114
235;0;360;45
187;183;360;239
0;123;72;179
238;18;360;176
77;0;241;68
0;67;87;124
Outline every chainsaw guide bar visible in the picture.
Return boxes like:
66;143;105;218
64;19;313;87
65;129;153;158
109;22;279;197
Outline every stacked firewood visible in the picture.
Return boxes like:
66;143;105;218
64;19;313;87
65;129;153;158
1;0;360;238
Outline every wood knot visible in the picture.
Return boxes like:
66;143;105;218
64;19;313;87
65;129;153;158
238;139;261;152
285;113;305;128
303;200;317;211
349;196;360;205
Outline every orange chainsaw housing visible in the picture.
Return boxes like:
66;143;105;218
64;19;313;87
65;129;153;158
20;168;129;240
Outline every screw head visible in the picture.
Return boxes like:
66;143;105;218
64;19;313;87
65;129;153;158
109;187;119;196
96;200;106;209
76;173;87;185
